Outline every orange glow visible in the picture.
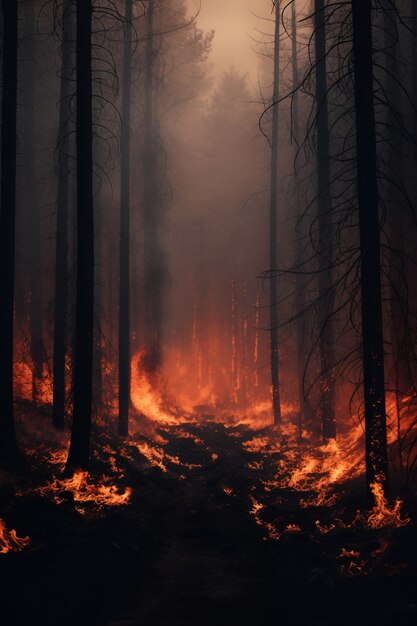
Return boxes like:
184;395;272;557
14;360;53;405
367;482;410;529
24;471;132;512
0;519;30;554
249;496;281;541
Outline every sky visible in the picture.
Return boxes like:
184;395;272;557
187;0;268;82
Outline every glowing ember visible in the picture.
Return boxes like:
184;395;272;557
367;483;410;529
249;496;280;540
134;440;201;473
315;520;336;534
0;519;30;554
285;524;301;533
339;548;361;559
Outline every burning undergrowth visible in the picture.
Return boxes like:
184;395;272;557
1;404;414;611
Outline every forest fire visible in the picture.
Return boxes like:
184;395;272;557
1;0;417;624
0;519;30;554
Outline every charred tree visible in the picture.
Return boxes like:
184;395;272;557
65;0;94;473
142;0;165;374
292;1;311;437
269;0;282;425
23;0;45;401
352;0;389;488
0;0;19;462
118;0;133;437
383;0;409;474
53;0;73;431
314;0;336;440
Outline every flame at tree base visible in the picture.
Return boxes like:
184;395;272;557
367;482;410;529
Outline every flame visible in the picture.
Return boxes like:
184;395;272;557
0;519;30;554
25;471;132;511
367;482;410;529
249;496;280;540
133;439;201;473
14;360;53;405
285;524;301;533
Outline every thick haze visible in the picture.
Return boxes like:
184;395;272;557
188;0;263;81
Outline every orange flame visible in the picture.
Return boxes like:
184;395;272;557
0;519;30;554
367;482;410;529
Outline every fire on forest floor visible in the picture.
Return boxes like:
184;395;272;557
0;406;413;593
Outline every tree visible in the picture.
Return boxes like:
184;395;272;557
53;0;73;431
118;0;133;437
351;0;389;489
269;0;282;425
0;0;19;463
291;1;311;437
314;0;336;440
23;0;46;402
142;0;166;374
65;0;94;473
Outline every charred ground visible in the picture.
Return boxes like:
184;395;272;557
1;412;416;626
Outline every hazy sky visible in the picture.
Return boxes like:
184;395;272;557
187;0;267;82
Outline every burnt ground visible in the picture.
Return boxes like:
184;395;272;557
1;419;417;626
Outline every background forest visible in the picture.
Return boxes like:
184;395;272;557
1;1;417;625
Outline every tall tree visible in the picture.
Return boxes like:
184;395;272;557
0;0;19;463
314;0;336;439
23;0;45;401
65;0;94;473
142;0;165;374
351;0;389;489
292;1;311;437
269;0;282;425
53;0;73;431
383;0;409;473
118;0;133;437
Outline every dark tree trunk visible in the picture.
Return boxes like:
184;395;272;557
118;0;133;437
94;193;103;412
23;0;45;401
143;0;165;374
314;0;336;440
292;1;311;437
65;0;94;473
53;0;73;431
269;0;282;425
352;0;389;489
384;0;408;475
0;0;18;462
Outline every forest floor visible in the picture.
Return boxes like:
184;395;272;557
1;409;417;626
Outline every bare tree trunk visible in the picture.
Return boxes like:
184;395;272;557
383;0;408;477
0;0;18;463
292;2;311;438
53;0;73;431
118;0;133;437
65;0;94;473
352;0;389;489
142;0;165;375
269;0;282;425
314;0;336;440
23;0;45;401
